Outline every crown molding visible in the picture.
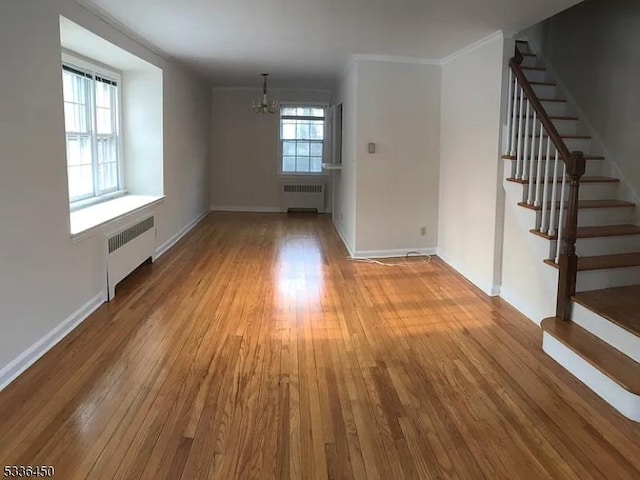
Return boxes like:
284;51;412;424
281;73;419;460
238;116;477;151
439;30;504;65
351;54;441;66
72;0;171;61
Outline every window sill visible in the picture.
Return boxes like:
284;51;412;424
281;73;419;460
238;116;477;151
70;194;165;243
278;172;328;177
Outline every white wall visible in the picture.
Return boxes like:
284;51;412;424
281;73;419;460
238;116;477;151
354;61;440;254
210;88;332;211
123;69;164;196
332;64;359;253
438;33;506;296
0;0;211;383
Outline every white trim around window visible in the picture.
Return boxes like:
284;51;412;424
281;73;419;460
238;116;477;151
62;52;125;209
278;101;329;176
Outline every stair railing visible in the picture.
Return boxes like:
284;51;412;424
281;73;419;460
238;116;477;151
505;46;586;321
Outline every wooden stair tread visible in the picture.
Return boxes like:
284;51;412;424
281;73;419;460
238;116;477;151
530;224;640;240
544;252;640;271
530;81;556;86
522;66;546;71
574;286;640;339
541;317;640;394
518;199;634;211
502;154;604;160
539;98;567;103
507;176;618;185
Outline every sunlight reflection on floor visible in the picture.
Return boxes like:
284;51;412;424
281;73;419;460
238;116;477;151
275;236;324;307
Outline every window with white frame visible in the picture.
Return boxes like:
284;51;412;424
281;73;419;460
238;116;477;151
62;59;122;204
280;105;325;173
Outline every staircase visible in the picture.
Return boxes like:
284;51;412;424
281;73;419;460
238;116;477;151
503;40;640;421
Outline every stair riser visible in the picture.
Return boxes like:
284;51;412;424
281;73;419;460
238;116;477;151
533;207;634;230
517;182;618;203
542;332;640;422
522;70;548;83
531;84;558;99
519;137;593;156
571;302;640;363
577;207;633;227
551;119;579;136
539;101;569;117
548;235;640;257
576;266;640;292
506;159;602;177
521;57;542;69
563;137;593;153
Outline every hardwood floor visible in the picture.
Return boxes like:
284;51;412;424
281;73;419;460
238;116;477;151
1;212;639;479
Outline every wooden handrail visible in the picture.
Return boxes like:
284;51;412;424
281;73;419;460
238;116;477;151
510;45;585;321
509;58;585;177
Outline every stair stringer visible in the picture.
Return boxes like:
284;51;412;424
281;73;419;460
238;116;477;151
500;162;558;325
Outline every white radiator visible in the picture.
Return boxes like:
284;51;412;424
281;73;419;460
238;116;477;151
106;216;155;300
280;182;325;213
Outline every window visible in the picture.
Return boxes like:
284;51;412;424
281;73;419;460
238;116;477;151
280;105;325;173
62;58;122;205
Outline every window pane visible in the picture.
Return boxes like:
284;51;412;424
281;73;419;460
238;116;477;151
98;162;118;192
283;157;296;172
310;157;323;172
311;108;325;117
63;72;90;133
283;141;297;156
281;107;297;116
68;165;94;199
66;135;92;167
95;82;113;109
310;121;324;140
296;142;310;156
282;121;296;140
296;157;310;172
96;108;113;134
97;136;117;164
310;142;323;157
296;122;309;139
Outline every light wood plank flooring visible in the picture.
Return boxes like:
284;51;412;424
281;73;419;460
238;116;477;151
1;213;639;479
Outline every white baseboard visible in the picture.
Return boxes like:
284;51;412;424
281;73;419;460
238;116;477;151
155;209;209;259
332;218;355;257
437;248;501;297
351;247;437;259
210;205;281;213
0;292;104;392
543;332;640;422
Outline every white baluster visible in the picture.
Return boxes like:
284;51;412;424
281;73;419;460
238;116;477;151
506;69;514;155
516;87;525;179
527;112;538;204
548;149;560;236
540;137;552;233
509;75;518;156
555;163;568;263
534;123;545;206
522;101;531;184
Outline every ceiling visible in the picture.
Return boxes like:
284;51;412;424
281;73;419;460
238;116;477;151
79;0;581;88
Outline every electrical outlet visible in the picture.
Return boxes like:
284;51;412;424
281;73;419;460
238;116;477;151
420;227;427;236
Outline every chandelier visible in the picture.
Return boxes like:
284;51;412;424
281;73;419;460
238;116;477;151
252;73;278;114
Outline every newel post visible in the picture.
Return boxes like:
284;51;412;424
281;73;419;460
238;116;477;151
556;151;586;321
